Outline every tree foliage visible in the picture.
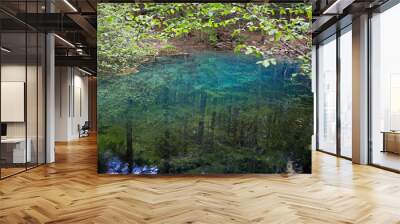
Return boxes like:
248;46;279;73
98;3;311;75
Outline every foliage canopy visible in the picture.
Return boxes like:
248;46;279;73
98;3;311;75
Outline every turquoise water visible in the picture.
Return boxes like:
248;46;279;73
98;51;313;174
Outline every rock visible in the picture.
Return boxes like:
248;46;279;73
121;67;139;75
215;41;233;49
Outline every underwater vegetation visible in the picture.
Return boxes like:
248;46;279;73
98;51;313;174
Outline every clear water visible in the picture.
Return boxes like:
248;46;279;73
98;51;313;174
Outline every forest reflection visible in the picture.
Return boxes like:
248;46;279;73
98;51;313;174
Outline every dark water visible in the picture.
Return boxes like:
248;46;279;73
98;51;313;174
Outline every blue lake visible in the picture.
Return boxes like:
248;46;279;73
98;51;313;174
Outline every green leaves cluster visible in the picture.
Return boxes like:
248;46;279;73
98;3;311;76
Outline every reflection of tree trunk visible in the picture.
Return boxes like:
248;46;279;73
162;87;169;105
283;66;288;80
210;111;216;145
253;118;258;146
126;99;134;173
199;91;207;114
126;121;133;173
232;107;240;144
160;130;171;173
227;105;232;135
198;121;205;144
239;120;245;146
182;117;188;142
197;92;207;144
183;82;190;104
